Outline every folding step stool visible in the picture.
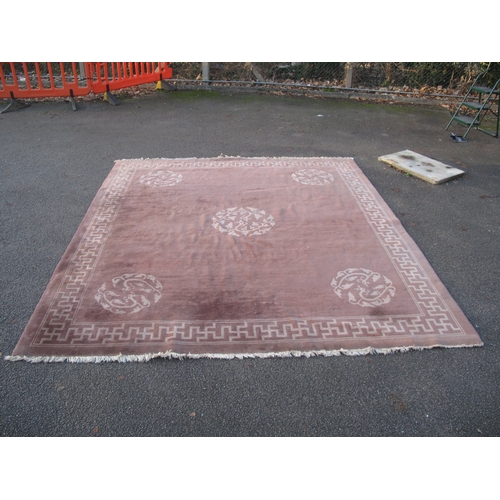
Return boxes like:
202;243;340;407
445;68;500;139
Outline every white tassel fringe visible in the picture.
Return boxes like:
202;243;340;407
4;343;483;364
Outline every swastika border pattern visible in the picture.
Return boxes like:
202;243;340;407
335;162;466;335
31;158;470;348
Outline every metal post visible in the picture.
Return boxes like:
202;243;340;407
79;62;86;80
202;62;210;83
345;63;353;88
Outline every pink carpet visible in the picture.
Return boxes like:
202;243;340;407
8;157;483;362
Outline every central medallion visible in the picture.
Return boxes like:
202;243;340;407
212;207;275;237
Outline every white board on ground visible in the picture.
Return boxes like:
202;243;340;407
378;150;464;184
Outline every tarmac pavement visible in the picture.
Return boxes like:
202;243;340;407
1;89;499;436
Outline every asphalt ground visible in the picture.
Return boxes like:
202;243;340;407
1;89;499;439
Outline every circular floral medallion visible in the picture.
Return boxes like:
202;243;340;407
212;207;275;237
139;170;182;187
95;273;162;314
292;169;334;185
331;268;395;307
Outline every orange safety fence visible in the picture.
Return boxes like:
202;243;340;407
88;62;173;94
0;62;173;100
0;62;91;99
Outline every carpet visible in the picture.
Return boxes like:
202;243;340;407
7;157;483;363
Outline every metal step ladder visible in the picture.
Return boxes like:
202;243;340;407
445;68;500;139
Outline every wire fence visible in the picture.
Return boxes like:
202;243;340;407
2;62;498;103
171;62;500;98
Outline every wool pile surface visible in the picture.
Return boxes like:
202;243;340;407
8;157;482;362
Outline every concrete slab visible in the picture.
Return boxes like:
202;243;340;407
378;149;464;184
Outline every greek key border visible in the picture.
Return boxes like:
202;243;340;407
32;158;467;346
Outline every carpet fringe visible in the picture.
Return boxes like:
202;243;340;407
4;343;483;364
118;156;355;162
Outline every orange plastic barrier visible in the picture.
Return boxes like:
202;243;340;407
0;62;173;100
0;62;91;99
88;62;173;94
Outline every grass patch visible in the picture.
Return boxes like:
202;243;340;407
168;89;222;101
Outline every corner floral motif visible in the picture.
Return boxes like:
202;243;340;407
95;274;162;314
331;268;395;307
138;170;182;187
